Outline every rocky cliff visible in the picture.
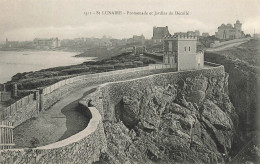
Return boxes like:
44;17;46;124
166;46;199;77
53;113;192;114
204;40;260;161
93;67;238;163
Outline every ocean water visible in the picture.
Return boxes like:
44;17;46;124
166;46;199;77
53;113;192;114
0;51;94;83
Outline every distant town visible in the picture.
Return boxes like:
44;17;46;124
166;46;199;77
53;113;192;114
0;16;259;163
1;20;259;54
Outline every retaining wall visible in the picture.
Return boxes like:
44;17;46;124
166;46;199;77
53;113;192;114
0;63;224;163
82;64;225;120
0;92;39;127
0;92;11;102
40;65;175;112
0;64;174;127
0;106;107;164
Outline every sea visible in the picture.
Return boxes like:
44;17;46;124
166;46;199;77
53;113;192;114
0;50;95;83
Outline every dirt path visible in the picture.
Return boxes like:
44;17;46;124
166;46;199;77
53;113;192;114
142;54;162;63
206;40;249;52
13;85;97;148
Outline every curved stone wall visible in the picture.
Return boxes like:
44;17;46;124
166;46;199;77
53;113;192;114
0;64;224;163
0;106;107;164
80;64;228;163
1;65;174;128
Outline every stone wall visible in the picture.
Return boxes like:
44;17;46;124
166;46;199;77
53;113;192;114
0;91;11;102
1;65;174;127
0;106;107;164
0;64;227;163
41;66;176;112
96;64;225;119
1;92;39;127
81;64;236;163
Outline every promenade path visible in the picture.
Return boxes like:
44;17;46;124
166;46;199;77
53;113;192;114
13;85;97;148
206;39;250;52
12;65;177;148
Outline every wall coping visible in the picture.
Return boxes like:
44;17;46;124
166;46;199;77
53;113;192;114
96;63;224;89
37;106;101;150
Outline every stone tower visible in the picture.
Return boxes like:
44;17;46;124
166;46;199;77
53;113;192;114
234;20;242;31
163;35;204;71
234;20;242;38
152;26;170;43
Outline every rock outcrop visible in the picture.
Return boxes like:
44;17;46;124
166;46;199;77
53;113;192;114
205;40;260;140
205;40;260;162
96;69;237;163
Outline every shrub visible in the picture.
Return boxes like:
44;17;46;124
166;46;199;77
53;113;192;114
21;77;66;89
133;61;144;67
114;63;125;69
30;137;40;148
61;67;90;75
96;65;114;71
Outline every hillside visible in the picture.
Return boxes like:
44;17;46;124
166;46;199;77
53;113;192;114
205;39;260;163
75;46;128;60
5;52;157;96
209;39;260;66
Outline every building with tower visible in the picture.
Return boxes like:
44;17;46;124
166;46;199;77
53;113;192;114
174;30;200;37
163;34;204;71
133;46;146;55
215;20;245;40
33;37;61;49
202;33;210;37
152;26;170;43
5;38;19;48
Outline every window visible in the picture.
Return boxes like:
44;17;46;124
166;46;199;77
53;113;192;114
168;41;172;51
184;47;186;51
189;47;191;51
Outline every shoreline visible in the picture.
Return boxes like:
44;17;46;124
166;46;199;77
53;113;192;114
0;50;97;84
0;48;83;54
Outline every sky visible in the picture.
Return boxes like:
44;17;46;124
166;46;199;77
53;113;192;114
0;0;259;41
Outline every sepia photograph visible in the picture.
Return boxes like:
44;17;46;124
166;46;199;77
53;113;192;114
0;0;259;163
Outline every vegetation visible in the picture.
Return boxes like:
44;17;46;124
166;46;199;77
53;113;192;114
29;137;40;148
8;52;157;91
198;36;220;48
212;39;260;66
75;46;129;60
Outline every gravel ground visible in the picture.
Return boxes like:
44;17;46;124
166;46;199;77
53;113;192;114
13;85;97;148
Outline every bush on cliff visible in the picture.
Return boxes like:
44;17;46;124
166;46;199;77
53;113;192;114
61;67;90;75
20;77;66;89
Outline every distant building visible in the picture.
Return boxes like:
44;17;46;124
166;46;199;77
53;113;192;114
133;35;145;44
133;46;146;55
33;38;61;49
152;26;170;43
110;39;126;46
253;33;260;39
187;30;200;36
5;38;19;48
163;34;204;71
175;30;200;37
174;32;187;36
202;33;210;37
99;40;112;47
0;84;11;102
4;39;34;49
126;35;145;45
215;20;245;40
